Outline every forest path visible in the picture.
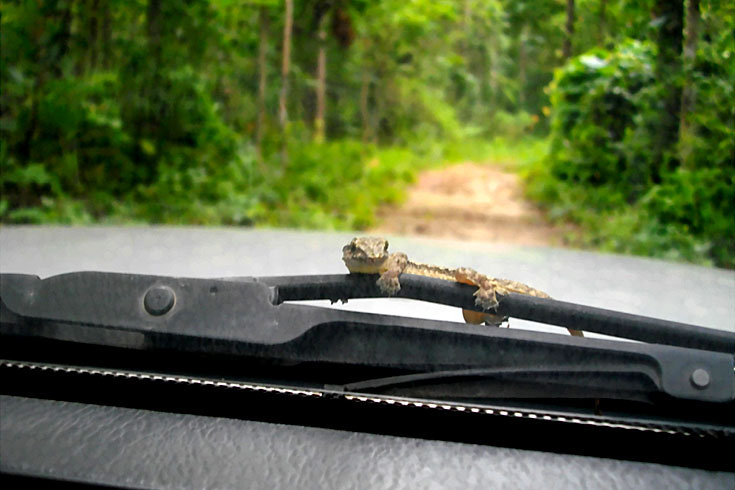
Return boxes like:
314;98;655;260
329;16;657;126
370;162;571;246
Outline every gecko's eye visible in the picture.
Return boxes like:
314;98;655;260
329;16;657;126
383;240;389;251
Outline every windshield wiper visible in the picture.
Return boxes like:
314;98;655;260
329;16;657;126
1;272;733;406
4;271;733;472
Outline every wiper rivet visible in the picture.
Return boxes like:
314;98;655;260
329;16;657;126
144;286;176;316
690;368;711;389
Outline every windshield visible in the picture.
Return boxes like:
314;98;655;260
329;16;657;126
3;5;735;484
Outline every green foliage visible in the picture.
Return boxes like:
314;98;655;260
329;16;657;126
545;40;656;202
255;140;420;230
526;20;735;267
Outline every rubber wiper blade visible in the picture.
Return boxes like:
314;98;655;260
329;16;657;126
329;366;676;403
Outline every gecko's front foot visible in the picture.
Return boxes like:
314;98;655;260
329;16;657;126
375;252;408;296
376;272;401;295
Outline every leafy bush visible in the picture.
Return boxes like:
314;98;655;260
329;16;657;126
491;110;536;140
1;71;133;222
545;40;656;203
525;38;734;267
255;139;421;230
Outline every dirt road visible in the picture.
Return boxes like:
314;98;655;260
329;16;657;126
370;162;571;246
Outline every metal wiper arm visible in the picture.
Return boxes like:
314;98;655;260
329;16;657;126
261;273;735;353
1;272;733;404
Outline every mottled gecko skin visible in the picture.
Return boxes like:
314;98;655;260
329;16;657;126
342;236;583;337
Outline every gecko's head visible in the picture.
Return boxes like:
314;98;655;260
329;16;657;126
342;236;390;272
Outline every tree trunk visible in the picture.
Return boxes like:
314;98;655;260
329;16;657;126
101;0;112;69
462;0;471;57
20;0;73;164
278;0;293;164
598;0;607;45
314;11;328;143
360;68;370;143
563;0;575;60
256;6;269;165
145;0;163;153
679;0;700;165
146;0;162;64
652;0;684;174
56;0;73;75
518;24;528;110
681;0;700;67
488;31;498;116
461;0;474;118
88;0;100;71
278;0;293;131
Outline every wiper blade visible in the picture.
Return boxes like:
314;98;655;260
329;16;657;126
329;366;684;403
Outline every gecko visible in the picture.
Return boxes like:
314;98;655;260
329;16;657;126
342;236;583;337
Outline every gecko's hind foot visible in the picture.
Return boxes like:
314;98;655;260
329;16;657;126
483;314;508;326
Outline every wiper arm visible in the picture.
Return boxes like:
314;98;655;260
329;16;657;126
263;273;735;354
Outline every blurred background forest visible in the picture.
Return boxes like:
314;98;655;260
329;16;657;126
1;0;733;267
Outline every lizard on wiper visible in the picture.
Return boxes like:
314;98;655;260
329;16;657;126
342;236;583;337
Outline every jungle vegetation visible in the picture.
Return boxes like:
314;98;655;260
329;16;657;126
1;0;733;266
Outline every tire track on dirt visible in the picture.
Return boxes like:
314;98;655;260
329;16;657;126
371;162;572;246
